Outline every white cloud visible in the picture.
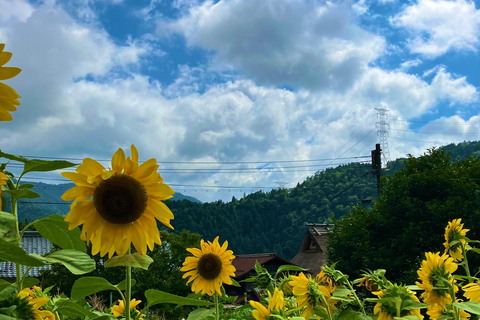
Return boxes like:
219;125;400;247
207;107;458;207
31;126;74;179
391;0;480;58
0;0;34;23
160;0;385;91
430;67;478;103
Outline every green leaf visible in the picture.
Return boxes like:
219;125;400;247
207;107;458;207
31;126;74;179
55;300;98;318
0;237;45;266
275;265;309;276
332;286;353;298
0;212;16;243
104;253;153;270
0;151;29;163
4;189;41;200
187;308;215;320
230;278;241;287
0;312;17;320
31;249;95;275
0;281;15;300
405;285;422;291
394;316;423;320
116;279;136;291
93;317;114;320
453;301;480;315
145;289;214;307
71;277;119;302
23;277;39;288
34;215;86;253
22;159;76;176
18;184;35;189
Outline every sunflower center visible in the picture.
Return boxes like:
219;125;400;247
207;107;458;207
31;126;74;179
93;174;148;224
197;253;223;280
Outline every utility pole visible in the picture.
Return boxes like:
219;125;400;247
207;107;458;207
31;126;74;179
371;143;382;197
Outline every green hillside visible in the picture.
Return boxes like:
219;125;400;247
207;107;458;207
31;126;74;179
10;140;480;260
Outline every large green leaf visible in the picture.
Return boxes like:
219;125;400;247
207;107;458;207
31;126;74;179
55;300;98;318
34;215;86;253
0;237;45;266
0;280;15;300
454;301;480;315
71;277;119;302
31;249;95;275
145;289;214;308
0;212;16;243
0;312;17;320
4;189;41;200
187;308;215;320
104;253;153;270
22;159;76;176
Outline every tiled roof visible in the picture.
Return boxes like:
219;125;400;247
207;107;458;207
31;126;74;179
0;231;52;279
232;253;293;278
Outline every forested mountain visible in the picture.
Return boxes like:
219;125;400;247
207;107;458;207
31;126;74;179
10;140;480;260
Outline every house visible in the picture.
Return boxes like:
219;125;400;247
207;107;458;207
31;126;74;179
0;231;52;281
290;224;330;277
225;252;298;304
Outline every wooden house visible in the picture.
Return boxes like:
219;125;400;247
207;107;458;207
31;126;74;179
290;224;330;277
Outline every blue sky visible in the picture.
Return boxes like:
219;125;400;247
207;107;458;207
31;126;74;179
0;0;479;202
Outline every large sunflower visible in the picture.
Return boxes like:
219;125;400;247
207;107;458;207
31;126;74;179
444;218;469;262
61;145;174;258
416;252;458;309
0;43;21;121
181;236;236;296
249;288;286;320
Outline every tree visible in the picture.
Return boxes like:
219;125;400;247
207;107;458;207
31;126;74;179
327;148;480;284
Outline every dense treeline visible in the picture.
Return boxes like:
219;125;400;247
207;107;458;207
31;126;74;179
168;162;377;259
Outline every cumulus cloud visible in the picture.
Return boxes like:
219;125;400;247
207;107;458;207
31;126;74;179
159;0;385;91
391;0;480;58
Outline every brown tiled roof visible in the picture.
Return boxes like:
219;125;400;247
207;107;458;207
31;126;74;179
232;253;293;278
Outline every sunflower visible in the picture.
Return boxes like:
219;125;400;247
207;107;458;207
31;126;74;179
357;276;378;292
290;272;335;320
427;303;470;320
0;43;21;121
416;252;458;309
250;288;286;320
463;283;480;303
316;270;336;294
61;145;175;258
372;285;423;320
444;218;469;262
18;288;55;320
181;236;236;296
111;299;142;319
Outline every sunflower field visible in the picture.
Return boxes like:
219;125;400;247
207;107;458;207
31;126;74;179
3;42;480;320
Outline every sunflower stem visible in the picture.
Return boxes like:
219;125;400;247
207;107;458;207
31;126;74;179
214;293;220;320
460;242;472;282
125;248;132;320
11;192;23;293
346;280;366;315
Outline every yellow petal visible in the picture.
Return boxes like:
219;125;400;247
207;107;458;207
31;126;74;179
131;144;139;162
111;148;125;173
0;67;21;80
0;51;12;67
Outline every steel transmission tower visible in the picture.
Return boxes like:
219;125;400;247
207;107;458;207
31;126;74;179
375;108;391;165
